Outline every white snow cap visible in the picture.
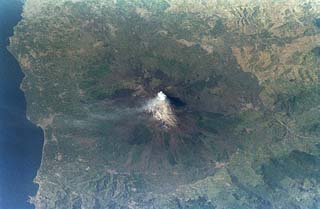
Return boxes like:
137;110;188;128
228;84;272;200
144;91;177;128
157;91;167;101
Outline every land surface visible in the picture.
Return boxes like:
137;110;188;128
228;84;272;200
8;0;320;208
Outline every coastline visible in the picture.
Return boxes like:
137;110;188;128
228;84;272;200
0;0;44;208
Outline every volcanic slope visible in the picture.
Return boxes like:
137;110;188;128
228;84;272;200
9;0;320;208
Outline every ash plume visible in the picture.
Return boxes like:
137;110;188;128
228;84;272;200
143;91;177;128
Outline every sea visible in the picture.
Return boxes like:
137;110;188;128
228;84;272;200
0;0;44;209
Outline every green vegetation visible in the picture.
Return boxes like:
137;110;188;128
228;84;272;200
8;0;320;208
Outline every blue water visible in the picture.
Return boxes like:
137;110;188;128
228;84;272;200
0;1;44;209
